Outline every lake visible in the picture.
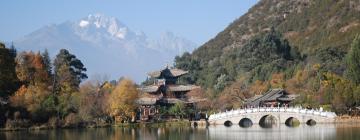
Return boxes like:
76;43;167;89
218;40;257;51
1;123;360;140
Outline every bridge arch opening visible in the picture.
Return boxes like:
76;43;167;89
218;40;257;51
239;118;253;128
306;119;316;126
259;115;277;128
193;122;198;127
224;120;233;127
285;117;300;127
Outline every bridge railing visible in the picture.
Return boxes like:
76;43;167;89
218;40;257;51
208;107;337;121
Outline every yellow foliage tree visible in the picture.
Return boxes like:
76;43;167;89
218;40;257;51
270;73;285;88
312;63;321;71
321;72;357;113
249;80;268;95
108;79;139;123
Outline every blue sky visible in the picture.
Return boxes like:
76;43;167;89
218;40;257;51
0;0;258;45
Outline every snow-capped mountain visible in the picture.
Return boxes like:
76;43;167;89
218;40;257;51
13;14;197;82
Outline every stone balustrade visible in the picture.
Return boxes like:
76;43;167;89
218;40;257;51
209;107;337;121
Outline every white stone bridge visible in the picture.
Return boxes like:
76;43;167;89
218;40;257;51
208;107;337;127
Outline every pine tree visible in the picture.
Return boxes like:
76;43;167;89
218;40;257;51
54;49;87;94
0;42;19;99
41;49;52;77
345;34;360;85
9;42;17;58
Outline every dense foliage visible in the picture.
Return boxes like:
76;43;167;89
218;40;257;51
0;43;18;99
0;43;19;127
176;29;300;94
0;45;141;128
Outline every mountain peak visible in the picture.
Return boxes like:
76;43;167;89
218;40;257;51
77;13;128;39
14;14;197;82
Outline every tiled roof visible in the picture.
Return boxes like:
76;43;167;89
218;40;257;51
278;94;299;101
148;67;188;78
159;97;205;104
167;85;198;92
139;85;198;93
138;86;159;93
246;95;263;102
245;89;297;106
168;68;188;77
160;98;187;104
136;97;158;105
264;89;285;101
136;96;206;105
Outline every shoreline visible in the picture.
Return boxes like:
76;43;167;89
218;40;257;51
335;116;360;123
1;117;360;132
0;120;193;132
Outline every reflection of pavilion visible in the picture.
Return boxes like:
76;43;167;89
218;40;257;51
137;66;201;121
245;89;298;107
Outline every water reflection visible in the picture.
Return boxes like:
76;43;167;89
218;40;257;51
1;124;360;140
209;124;337;140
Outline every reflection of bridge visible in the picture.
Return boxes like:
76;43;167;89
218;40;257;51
208;107;337;126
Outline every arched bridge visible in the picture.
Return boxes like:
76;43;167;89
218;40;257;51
208;107;337;127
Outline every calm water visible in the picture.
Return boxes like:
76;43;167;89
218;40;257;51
1;124;360;140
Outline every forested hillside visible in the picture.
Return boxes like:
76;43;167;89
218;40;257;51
175;0;360;113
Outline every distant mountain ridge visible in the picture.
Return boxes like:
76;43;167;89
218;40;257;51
13;14;197;82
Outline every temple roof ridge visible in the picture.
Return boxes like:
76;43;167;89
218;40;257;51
147;67;188;78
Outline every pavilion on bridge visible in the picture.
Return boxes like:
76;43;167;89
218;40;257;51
244;89;298;107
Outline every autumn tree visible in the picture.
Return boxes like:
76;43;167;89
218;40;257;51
216;77;254;109
249;80;268;95
15;51;51;86
108;79;139;123
75;79;112;121
11;51;55;122
322;72;355;114
270;73;285;88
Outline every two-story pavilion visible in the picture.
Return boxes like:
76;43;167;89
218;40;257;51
137;67;201;121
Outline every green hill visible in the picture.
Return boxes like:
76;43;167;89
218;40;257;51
175;0;360;113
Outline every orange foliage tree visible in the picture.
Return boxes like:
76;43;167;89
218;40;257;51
11;51;54;122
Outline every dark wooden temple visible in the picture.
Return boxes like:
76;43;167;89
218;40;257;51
244;89;298;107
137;67;200;121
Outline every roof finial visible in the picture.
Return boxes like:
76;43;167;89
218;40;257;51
165;62;169;69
